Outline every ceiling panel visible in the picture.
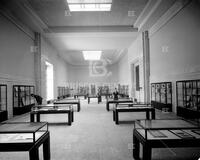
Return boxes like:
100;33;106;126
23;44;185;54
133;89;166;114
27;0;148;27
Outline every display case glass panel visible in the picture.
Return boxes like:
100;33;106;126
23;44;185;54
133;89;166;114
0;122;48;143
134;119;200;140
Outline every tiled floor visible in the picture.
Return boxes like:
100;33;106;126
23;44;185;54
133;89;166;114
1;99;200;160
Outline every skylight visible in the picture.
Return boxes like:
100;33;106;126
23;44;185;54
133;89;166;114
83;51;102;60
67;0;112;12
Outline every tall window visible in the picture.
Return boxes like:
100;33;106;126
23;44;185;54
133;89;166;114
45;61;54;100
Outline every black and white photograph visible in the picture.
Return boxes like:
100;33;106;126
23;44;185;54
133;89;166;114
0;0;200;160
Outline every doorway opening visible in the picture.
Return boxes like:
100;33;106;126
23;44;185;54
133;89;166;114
45;61;54;101
131;61;142;103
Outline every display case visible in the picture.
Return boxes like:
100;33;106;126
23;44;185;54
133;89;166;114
133;119;200;160
0;122;48;143
118;84;129;97
13;85;35;115
0;122;50;160
176;79;200;119
151;82;172;112
30;104;74;125
0;84;7;122
57;86;70;99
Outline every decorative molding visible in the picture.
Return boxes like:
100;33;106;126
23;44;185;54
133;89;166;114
19;2;48;31
0;73;35;84
150;70;200;82
149;0;191;36
0;7;34;40
44;26;138;33
134;0;162;31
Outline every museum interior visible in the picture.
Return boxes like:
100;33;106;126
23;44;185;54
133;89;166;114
0;0;200;160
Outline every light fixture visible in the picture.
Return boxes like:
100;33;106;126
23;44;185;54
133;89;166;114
83;51;102;60
67;0;112;12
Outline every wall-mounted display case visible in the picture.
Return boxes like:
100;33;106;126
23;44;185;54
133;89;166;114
176;79;200;119
118;84;129;97
0;84;7;122
13;85;35;115
151;82;172;112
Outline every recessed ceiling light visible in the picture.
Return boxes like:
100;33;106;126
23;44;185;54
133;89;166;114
67;0;112;12
83;51;102;60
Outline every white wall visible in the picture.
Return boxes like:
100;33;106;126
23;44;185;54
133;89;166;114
118;50;129;84
41;37;69;101
150;0;200;112
68;63;119;84
127;34;144;102
0;14;35;118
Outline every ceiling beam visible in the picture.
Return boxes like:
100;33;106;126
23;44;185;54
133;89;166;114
44;26;138;33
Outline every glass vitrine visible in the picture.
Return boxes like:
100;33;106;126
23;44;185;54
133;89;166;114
0;84;7;122
151;82;172;112
0;122;48;143
13;85;35;115
134;119;200;140
176;79;200;119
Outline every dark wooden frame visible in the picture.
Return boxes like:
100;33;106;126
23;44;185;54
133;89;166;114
30;105;74;125
13;85;35;115
151;82;172;112
133;122;200;160
0;122;50;160
54;99;81;112
106;98;133;111
176;79;200;119
113;105;155;125
0;84;7;122
88;95;101;104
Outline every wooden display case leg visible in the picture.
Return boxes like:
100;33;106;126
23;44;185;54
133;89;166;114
43;133;51;160
30;113;34;122
113;110;116;121
71;111;74;122
142;144;151;160
68;112;71;126
77;104;80;112
36;113;40;122
106;103;109;111
29;147;39;160
133;134;139;160
115;110;119;125
152;109;155;119
146;111;150;120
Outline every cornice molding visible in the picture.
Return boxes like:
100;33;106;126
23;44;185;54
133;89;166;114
134;0;162;31
0;7;34;40
149;0;191;37
45;26;138;33
0;73;35;84
18;2;48;31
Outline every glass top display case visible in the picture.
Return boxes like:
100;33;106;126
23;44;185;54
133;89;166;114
0;122;48;144
134;119;200;140
32;104;72;112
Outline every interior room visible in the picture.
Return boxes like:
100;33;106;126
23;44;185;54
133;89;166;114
0;0;200;160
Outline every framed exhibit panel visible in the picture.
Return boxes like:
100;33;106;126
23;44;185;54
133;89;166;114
176;79;200;119
151;82;172;112
13;85;35;115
